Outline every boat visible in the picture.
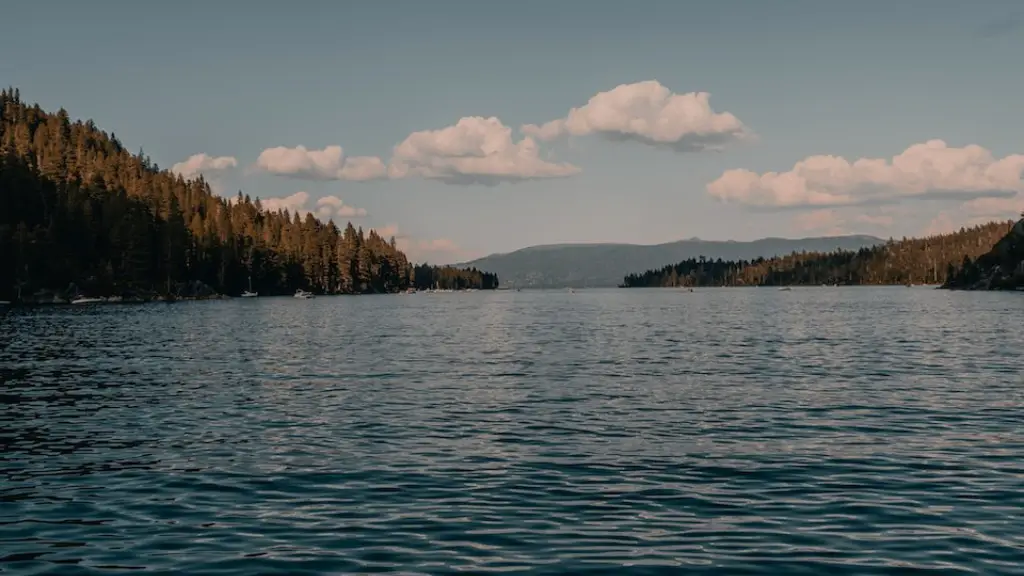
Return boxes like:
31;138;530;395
778;287;792;292
293;289;315;299
241;275;257;297
71;296;105;304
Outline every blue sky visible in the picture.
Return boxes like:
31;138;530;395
3;0;1023;263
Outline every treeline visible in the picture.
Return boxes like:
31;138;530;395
412;264;499;290
945;219;1024;290
622;220;1017;288
0;89;495;301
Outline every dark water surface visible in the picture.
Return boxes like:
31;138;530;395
2;288;1023;574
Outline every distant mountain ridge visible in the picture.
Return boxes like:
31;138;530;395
459;235;885;288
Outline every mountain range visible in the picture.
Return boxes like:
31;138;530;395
458;235;886;288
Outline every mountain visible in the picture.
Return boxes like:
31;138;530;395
459;235;886;288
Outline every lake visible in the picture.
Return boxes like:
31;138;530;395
2;287;1022;574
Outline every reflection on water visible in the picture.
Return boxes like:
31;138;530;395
2;288;1023;574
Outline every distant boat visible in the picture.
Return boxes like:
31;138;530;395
293;289;315;299
71;296;105;304
241;275;257;297
778;287;792;292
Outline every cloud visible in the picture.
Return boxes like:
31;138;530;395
521;80;752;152
708;140;1024;208
963;195;1024;218
255;145;387;181
369;224;463;263
315;195;368;219
792;210;844;235
171;153;238;180
369;224;400;239
253;192;367;222
387;116;581;185
791;209;897;236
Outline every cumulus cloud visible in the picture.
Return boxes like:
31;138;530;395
368;224;463;263
708;140;1024;208
387;116;581;185
254;192;367;222
255;145;387;181
315;195;367;220
521;80;751;152
259;191;311;215
171;153;238;180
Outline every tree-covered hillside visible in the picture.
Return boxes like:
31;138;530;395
944;218;1024;290
0;89;495;301
622;221;1016;288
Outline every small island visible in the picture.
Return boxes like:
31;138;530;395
0;90;497;304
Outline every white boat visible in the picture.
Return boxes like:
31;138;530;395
778;287;792;292
293;289;315;299
241;275;257;297
71;296;105;304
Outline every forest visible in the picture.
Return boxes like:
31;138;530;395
621;220;1018;288
0;89;496;302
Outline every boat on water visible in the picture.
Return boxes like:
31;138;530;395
241;275;257;297
293;289;315;299
778;287;792;292
71;296;105;304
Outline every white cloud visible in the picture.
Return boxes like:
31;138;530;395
369;224;463;263
708;140;1024;208
316;195;368;219
254;192;367;222
369;224;400;239
521;80;751;152
255;145;387;181
260;191;311;215
387;116;581;185
171;153;238;181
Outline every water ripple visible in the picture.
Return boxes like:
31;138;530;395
1;288;1023;574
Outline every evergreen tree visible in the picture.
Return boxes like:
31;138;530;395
0;90;498;301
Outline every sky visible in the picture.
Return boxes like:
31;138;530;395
2;0;1023;263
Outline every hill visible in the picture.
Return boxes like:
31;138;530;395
621;221;1015;288
944;218;1024;290
459;235;885;288
0;89;495;302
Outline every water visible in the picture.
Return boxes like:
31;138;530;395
2;287;1023;574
